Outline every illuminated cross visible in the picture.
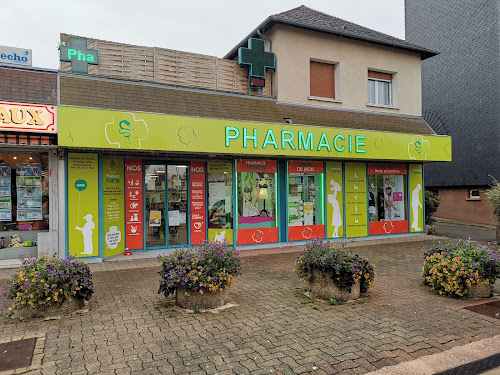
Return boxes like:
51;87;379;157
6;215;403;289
238;38;275;79
59;37;98;74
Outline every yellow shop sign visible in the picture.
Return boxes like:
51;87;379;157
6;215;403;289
0;101;57;133
58;106;451;162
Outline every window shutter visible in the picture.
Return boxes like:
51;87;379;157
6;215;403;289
310;62;335;99
368;71;392;81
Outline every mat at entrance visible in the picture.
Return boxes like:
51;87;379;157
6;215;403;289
0;337;37;372
464;299;500;319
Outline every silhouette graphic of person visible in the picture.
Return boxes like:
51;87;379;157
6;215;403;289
411;184;423;231
327;179;342;237
75;214;95;255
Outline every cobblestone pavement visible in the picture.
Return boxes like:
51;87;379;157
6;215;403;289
1;239;499;375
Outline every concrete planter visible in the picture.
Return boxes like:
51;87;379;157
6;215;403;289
176;287;230;309
466;283;492;299
16;298;85;319
309;269;360;302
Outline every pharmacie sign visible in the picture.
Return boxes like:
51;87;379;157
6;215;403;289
59;37;98;74
58;106;452;162
0;102;57;133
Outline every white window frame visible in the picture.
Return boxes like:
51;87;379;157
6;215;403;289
469;189;480;199
368;77;392;107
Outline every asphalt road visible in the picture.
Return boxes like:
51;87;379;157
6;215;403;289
435;221;497;243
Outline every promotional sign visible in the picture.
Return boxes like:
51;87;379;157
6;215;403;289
0;101;56;133
0;45;32;67
16;164;42;221
237;227;279;245
0;164;12;221
190;161;206;245
103;158;124;257
207;161;233;244
236;159;277;173
68;153;99;257
288;224;325;242
125;159;144;250
58;106;452;162
409;164;424;233
288;160;324;174
326;161;344;238
345;163;367;237
367;163;407;175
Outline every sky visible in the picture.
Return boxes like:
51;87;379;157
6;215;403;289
1;0;405;70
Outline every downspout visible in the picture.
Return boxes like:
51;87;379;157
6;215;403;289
256;29;274;98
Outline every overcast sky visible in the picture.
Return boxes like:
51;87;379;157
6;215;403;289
2;0;405;70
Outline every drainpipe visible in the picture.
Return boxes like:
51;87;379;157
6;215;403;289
256;29;274;98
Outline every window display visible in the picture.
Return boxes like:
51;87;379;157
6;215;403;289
287;160;325;241
0;152;49;259
368;163;408;235
207;162;233;244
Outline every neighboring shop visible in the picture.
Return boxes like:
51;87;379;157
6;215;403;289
57;106;449;260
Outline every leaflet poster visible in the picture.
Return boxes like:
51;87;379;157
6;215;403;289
345;162;367;237
326;161;344;238
16;164;42;222
103;158;125;257
125;159;144;250
68;153;99;257
409;164;424;232
190;161;206;245
0;163;12;221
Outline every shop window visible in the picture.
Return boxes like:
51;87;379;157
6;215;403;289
469;189;480;199
368;70;393;106
207;162;233;244
236;159;278;245
287;161;325;241
368;163;408;235
310;61;336;100
0;152;49;260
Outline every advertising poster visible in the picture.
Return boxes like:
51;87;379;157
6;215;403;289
326;161;344;238
207;161;233;244
16;164;42;222
103;158;125;257
345;162;367;237
149;210;161;227
409;164;424;232
68;153;99;257
190;161;206;245
125;159;144;250
0;163;12;221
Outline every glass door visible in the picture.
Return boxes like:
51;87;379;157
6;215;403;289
145;164;166;248
167;165;188;246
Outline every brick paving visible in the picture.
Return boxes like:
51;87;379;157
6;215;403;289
1;239;499;375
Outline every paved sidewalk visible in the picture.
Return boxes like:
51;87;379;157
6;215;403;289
1;238;499;374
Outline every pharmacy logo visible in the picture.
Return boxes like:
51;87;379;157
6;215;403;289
408;136;430;160
383;221;395;234
252;230;264;243
105;113;149;149
302;227;313;239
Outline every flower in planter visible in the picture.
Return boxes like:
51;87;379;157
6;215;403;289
422;237;500;297
295;239;376;294
157;240;242;298
1;255;94;311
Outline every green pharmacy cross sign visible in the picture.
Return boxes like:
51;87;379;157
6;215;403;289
238;38;275;90
59;37;98;74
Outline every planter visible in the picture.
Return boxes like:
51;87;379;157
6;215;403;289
16;298;85;319
176;287;230;309
309;269;360;302
466;283;492;299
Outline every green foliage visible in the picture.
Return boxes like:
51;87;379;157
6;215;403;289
295;239;376;294
192;307;201;314
1;255;94;311
425;190;440;225
422;237;500;297
486;176;500;222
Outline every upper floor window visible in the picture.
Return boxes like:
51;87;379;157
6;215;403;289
368;71;393;106
310;61;336;100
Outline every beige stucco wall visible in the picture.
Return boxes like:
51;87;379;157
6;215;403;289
267;25;423;116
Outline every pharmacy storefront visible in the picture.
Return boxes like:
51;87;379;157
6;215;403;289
58;106;451;259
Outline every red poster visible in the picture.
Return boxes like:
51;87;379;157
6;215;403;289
288;160;324;174
288;224;325;241
369;220;409;235
190;161;206;245
237;227;279;245
367;163;407;175
125;159;143;250
236;159;277;173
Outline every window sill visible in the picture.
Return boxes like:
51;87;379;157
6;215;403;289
308;96;342;103
466;198;481;201
366;103;399;110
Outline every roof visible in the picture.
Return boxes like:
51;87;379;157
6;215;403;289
60;74;434;135
225;5;438;60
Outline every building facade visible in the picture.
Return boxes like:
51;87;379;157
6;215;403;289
405;0;499;226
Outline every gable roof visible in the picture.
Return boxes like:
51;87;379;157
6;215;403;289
225;5;438;60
